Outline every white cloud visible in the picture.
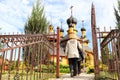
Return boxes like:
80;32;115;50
0;20;21;34
0;0;32;33
22;0;29;5
94;0;117;31
0;0;118;36
0;0;119;57
45;0;118;48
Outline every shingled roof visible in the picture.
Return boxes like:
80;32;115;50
83;46;93;53
48;47;66;56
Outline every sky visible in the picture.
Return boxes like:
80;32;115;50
0;0;118;48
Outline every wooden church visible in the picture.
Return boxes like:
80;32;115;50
47;7;94;68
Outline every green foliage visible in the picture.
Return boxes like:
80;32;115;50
99;63;108;71
10;62;16;70
54;63;70;73
101;47;109;65
34;64;54;73
95;76;113;80
42;64;54;72
114;0;120;29
60;68;69;73
60;64;70;73
23;0;49;70
24;0;49;34
86;66;94;73
95;71;117;80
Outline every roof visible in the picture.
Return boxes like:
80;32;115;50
48;47;66;56
83;46;93;53
48;44;93;57
61;34;82;42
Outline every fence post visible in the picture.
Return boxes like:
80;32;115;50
0;51;5;80
56;27;60;78
91;3;100;77
117;30;120;80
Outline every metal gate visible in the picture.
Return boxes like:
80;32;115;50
0;28;60;80
101;29;120;80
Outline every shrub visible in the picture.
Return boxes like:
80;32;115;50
86;66;94;73
95;76;114;80
60;64;70;73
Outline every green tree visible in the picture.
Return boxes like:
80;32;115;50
23;0;49;66
24;0;49;34
114;0;120;29
114;1;120;67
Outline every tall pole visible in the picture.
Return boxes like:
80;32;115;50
82;37;85;72
91;3;100;77
56;27;60;78
82;20;85;72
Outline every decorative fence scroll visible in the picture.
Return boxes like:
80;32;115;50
0;33;58;80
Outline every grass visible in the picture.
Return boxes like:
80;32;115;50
94;71;118;80
1;70;55;80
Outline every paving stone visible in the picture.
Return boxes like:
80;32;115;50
50;73;94;80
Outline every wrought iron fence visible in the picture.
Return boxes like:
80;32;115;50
0;33;57;80
100;29;120;80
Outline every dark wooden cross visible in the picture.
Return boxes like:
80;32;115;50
70;6;73;16
82;20;84;27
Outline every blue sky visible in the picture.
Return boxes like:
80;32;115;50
0;0;118;48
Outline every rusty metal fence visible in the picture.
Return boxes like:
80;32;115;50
100;29;120;80
0;32;58;80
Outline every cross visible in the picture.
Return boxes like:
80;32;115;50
61;21;62;29
82;20;84;27
70;6;73;16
